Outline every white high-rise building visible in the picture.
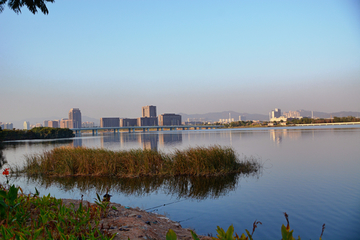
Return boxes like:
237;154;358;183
23;121;30;130
270;108;282;120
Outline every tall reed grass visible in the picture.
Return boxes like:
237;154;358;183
19;145;260;177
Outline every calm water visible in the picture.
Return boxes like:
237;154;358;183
1;126;360;239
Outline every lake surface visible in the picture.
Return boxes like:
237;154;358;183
1;126;360;239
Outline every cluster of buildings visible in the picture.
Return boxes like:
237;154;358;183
101;105;182;128
217;114;246;124
0;122;13;130
17;106;181;130
269;108;302;123
23;108;82;130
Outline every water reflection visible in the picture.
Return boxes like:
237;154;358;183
20;172;260;200
0;143;7;168
3;139;73;148
71;138;83;147
100;132;183;151
269;129;305;145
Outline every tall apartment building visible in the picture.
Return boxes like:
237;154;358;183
120;118;138;127
23;121;30;130
272;108;281;118
43;120;49;127
1;123;13;130
158;113;181;126
69;108;82;128
283;111;301;118
269;108;282;120
142;105;157;118
100;118;120;127
139;105;158;126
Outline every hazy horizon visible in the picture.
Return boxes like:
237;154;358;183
1;1;360;123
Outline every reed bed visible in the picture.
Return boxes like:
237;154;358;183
19;145;260;177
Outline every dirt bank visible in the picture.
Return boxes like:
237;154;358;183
62;199;210;240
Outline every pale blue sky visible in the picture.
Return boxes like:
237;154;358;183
1;0;359;123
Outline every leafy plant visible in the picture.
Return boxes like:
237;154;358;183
166;213;324;240
0;182;116;239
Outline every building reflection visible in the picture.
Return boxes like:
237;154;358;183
270;129;302;145
139;134;159;151
159;133;182;146
71;138;83;147
270;130;283;145
100;132;183;151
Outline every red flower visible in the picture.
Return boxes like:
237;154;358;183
2;168;9;176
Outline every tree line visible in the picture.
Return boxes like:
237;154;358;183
289;116;360;124
0;127;74;141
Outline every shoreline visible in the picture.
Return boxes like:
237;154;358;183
61;198;209;240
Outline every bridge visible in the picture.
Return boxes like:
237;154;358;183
70;125;224;135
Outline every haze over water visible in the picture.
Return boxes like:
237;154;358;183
1;1;360;123
2;126;360;239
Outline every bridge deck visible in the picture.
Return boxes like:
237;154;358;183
70;125;224;134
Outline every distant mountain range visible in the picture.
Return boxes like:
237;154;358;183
6;110;360;129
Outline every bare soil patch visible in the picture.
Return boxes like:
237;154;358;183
61;199;210;240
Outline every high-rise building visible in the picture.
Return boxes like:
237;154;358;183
283;111;301;118
270;108;282;120
69;108;82;128
2;123;13;130
142;105;157;118
23;121;30;130
158;113;181;126
43;120;49;127
100;118;120;127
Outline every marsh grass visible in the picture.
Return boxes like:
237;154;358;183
18;145;260;177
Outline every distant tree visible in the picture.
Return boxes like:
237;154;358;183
0;0;54;14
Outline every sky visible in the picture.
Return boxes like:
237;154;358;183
1;0;360;125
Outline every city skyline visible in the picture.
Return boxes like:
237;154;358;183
1;1;359;123
4;107;360;130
